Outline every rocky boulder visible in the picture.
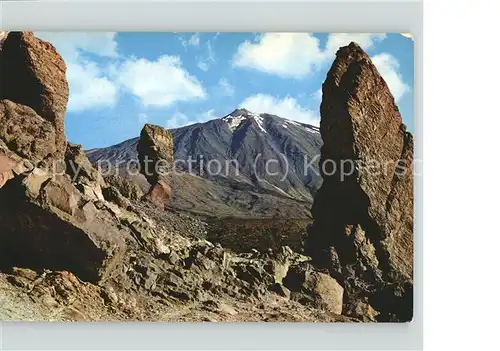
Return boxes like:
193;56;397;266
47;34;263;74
104;174;144;201
0;170;130;283
137;124;174;207
283;263;344;314
0;31;69;158
65;143;106;186
0;152;25;188
0;32;143;283
0;100;58;166
145;180;172;207
65;143;106;201
305;42;414;321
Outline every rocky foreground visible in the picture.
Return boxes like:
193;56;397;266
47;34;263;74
0;32;413;322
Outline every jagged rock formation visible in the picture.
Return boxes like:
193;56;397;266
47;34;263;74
305;42;414;322
103;174;144;201
137;123;174;207
0;100;58;166
0;243;353;322
0;32;69;159
0;32;352;322
0;32;153;283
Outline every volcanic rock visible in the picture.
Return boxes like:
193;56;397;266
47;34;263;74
65;143;106;186
102;185;132;209
0;153;17;188
144;180;172;207
137;124;174;184
0;170;130;282
137;123;174;207
0;32;134;283
283;263;344;314
0;100;58;165
0;33;412;323
0;31;69;158
269;282;291;298
305;42;413;321
104;174;144;201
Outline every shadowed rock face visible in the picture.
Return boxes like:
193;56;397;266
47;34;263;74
0;100;58;164
0;173;128;282
305;42;414;322
0;31;69;158
0;32;134;283
137;124;174;207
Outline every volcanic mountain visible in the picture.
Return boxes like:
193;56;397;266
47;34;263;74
86;109;323;218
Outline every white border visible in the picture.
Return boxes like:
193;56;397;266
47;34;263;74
0;1;422;350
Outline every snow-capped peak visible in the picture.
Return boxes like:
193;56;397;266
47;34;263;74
283;118;320;134
222;108;266;132
222;114;247;131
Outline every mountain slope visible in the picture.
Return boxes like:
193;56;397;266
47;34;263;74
87;109;323;217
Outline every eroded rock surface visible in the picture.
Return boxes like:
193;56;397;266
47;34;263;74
0;100;58;165
137;123;174;207
0;33;411;322
0;32;131;283
104;174;144;201
0;31;69;158
305;42;414;322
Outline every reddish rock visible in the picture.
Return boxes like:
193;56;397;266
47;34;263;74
0;32;132;283
144;179;172;207
0;31;69;157
0;171;129;283
137;123;174;184
137;124;174;207
0;154;16;188
305;42;413;321
0;100;58;164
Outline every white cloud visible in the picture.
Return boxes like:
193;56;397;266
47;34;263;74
115;55;206;107
164;109;219;129
198;109;218;122
138;113;148;124
196;40;217;72
232;33;408;103
324;33;386;58
197;61;210;72
313;89;322;101
165;112;190;129
232;33;386;79
34;32;206;112
188;34;200;47
240;94;319;126
372;53;410;102
206;41;216;63
66;61;118;112
233;33;324;78
36;32;119;60
180;33;200;48
217;78;235;97
35;32;119;112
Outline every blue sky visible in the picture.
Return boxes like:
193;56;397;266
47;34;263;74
36;32;414;149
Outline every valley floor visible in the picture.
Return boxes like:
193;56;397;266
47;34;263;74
0;269;353;322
